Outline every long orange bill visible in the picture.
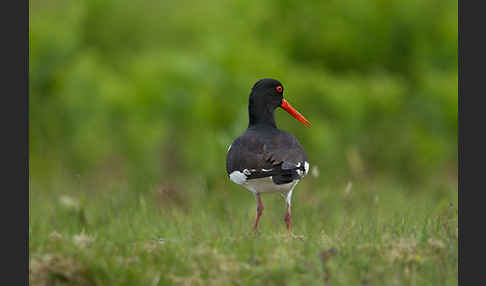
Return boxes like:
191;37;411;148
280;98;311;127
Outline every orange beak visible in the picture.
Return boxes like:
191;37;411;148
280;99;311;127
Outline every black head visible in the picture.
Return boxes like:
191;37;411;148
248;78;310;128
251;78;285;106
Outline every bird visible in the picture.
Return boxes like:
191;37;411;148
226;78;310;234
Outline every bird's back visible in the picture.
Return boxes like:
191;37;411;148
226;126;308;184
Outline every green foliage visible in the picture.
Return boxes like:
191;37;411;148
30;0;457;186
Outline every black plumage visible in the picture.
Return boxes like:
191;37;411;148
225;78;310;233
226;126;307;184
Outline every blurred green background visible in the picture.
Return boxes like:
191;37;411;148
30;0;457;190
29;1;457;284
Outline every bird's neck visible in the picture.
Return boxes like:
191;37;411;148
248;99;277;128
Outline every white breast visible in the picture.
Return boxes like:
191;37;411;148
243;177;298;194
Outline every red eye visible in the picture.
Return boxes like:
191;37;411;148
276;85;283;93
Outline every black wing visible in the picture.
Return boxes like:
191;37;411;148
226;128;308;184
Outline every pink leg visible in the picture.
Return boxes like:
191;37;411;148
284;202;291;232
253;193;264;231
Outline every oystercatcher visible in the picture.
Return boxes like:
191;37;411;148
226;78;310;233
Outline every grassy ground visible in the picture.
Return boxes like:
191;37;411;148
29;171;457;286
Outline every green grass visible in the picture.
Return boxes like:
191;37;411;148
29;172;457;285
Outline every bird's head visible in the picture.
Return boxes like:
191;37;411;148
249;78;311;127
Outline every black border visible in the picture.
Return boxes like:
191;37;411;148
459;0;486;285
1;0;29;284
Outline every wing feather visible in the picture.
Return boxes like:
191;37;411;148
226;129;308;184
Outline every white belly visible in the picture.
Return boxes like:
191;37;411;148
242;177;298;194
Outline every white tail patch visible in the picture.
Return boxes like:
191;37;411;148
229;170;247;185
297;161;309;177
